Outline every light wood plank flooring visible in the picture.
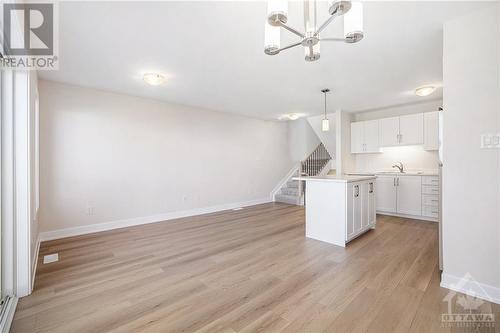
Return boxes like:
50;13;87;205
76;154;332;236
12;203;500;332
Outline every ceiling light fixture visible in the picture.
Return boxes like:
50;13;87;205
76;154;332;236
264;0;364;62
321;88;330;131
143;73;165;86
415;85;436;97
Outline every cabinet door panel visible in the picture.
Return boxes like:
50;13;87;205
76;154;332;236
399;113;424;145
376;176;397;213
346;184;354;238
350;122;364;153
424;111;439;150
364;120;380;152
361;182;369;229
352;184;362;234
379;117;400;147
396;176;422;216
368;181;376;225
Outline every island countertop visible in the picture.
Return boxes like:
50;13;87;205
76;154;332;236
293;175;377;183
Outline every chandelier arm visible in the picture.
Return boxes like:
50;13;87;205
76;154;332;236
314;15;337;37
277;21;306;38
276;41;303;52
320;37;347;42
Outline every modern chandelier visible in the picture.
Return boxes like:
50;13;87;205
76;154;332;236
264;0;364;61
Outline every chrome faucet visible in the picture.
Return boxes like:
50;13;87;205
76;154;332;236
392;162;404;173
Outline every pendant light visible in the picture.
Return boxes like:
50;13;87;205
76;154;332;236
321;89;330;132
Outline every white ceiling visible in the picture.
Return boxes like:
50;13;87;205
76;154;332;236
40;1;487;119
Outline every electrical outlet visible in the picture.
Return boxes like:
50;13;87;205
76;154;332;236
481;133;500;149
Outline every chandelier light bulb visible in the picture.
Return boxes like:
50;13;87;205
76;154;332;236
344;2;364;43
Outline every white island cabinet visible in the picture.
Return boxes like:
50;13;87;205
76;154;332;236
295;175;377;247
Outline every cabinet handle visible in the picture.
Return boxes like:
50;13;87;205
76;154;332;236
354;185;359;197
397;178;400;186
369;182;374;193
393;178;396;186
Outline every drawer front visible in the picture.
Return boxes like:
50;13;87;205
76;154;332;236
422;194;439;206
422;205;439;218
422;185;439;195
422;176;439;186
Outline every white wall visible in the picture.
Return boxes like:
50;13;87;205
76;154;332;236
306;113;336;159
29;71;40;283
336;110;355;175
39;80;293;233
287;118;320;162
442;3;500;300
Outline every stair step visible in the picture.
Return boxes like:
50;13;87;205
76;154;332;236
275;194;300;205
286;180;299;188
281;188;299;196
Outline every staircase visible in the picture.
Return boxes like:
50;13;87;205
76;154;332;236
274;143;332;205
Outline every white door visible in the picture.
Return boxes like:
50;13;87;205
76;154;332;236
376;176;397;213
363;120;380;153
368;181;376;225
399;113;424;145
379;117;400;147
396;176;422;216
350;122;364;153
424;111;439;150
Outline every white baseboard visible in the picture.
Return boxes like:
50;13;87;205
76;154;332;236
31;234;41;291
377;211;438;222
39;198;271;242
441;272;500;305
0;296;18;333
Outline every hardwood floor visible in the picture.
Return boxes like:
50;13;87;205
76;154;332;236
12;203;499;332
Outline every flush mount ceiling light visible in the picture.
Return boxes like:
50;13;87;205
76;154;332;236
415;85;436;97
321;88;330;131
279;113;302;120
143;73;165;86
264;0;364;62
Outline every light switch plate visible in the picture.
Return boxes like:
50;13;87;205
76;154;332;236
43;253;59;264
481;133;500;149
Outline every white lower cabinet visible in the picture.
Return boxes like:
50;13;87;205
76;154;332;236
375;176;397;212
376;174;438;221
396;176;422;216
346;180;376;241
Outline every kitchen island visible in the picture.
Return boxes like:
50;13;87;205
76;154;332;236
293;175;377;247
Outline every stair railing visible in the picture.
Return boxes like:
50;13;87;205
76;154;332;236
300;142;332;177
298;143;332;205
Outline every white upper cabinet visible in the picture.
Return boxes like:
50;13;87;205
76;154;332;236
364;120;380;152
379;114;423;147
350;120;380;154
379;117;400;147
424;111;439;150
399;113;423;145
